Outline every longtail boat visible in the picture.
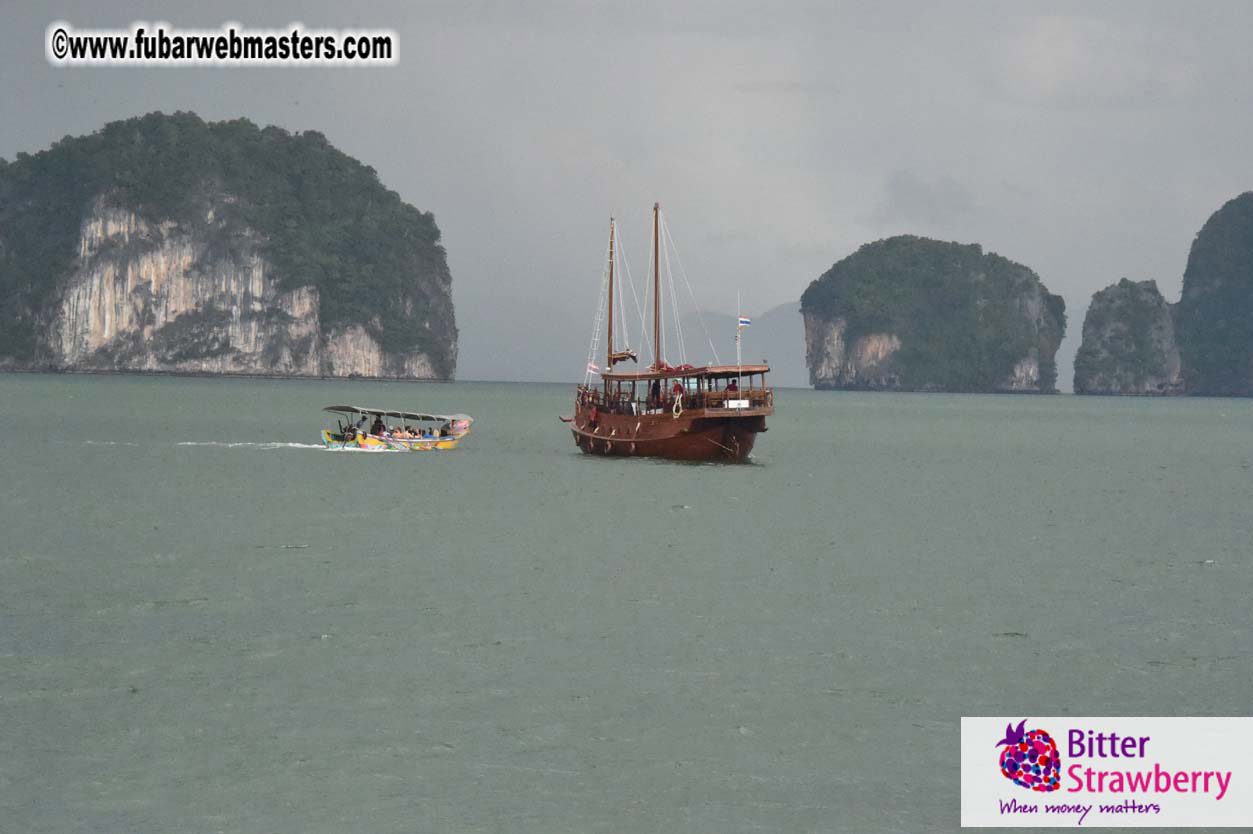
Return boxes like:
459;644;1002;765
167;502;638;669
562;203;772;462
321;406;472;451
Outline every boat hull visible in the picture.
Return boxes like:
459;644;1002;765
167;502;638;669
568;410;765;462
321;429;467;451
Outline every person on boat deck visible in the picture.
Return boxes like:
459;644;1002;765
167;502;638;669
370;415;386;436
671;379;684;401
726;378;738;392
356;413;369;430
649;379;661;407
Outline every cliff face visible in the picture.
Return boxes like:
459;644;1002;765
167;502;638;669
802;317;902;389
1072;192;1253;396
800;236;1065;392
1073;279;1182;395
29;198;441;377
0;112;456;379
1175;192;1253;396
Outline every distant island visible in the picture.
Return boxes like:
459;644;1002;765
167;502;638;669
800;235;1066;393
1073;279;1183;395
0;111;457;380
1075;192;1252;396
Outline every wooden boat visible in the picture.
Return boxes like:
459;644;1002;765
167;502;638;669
321;406;472;451
563;204;772;462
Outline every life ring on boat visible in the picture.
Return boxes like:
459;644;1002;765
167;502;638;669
672;393;683;417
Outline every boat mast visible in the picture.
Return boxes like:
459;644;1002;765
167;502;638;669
653;202;661;369
606;217;615;378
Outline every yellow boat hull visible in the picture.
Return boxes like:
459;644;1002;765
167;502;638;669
321;429;468;451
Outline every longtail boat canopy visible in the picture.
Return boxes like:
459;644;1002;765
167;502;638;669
322;406;473;423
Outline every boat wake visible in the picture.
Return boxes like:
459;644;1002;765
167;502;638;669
174;441;327;450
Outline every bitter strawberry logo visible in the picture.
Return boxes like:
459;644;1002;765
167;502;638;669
996;719;1061;792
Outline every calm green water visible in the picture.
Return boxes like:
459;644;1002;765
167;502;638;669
1;374;1250;833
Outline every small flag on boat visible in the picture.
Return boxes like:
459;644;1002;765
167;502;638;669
587;361;600;374
737;316;752;327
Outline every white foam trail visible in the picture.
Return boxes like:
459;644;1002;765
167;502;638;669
175;441;326;450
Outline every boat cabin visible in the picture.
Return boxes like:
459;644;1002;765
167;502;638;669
577;364;772;417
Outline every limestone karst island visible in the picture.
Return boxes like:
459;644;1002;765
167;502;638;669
1075;192;1253;396
800;236;1066;393
2;113;1251;398
0;112;457;380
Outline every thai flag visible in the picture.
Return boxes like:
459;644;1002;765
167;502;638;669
737;316;752;327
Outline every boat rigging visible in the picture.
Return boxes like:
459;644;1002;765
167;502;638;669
563;203;773;462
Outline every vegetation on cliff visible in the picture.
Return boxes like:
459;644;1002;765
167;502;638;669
1073;279;1181;395
0;111;455;376
1175;192;1253;395
800;235;1065;391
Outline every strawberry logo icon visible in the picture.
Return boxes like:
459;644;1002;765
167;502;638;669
996;719;1061;792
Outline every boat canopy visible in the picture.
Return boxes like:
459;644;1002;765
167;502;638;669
322;406;473;423
599;364;770;381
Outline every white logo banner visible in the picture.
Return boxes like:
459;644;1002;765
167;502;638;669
961;717;1253;827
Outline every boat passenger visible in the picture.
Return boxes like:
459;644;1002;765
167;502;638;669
370;415;386;436
726;378;738;392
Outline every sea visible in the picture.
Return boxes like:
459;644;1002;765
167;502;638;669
2;373;1250;834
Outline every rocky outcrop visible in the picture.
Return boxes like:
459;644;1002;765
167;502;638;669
802;317;903;389
21;199;443;378
0;112;456;379
800;236;1065;392
1175;192;1253;396
1071;192;1253;396
1073;279;1183;395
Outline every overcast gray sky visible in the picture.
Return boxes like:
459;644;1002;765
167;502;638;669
4;0;1252;386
